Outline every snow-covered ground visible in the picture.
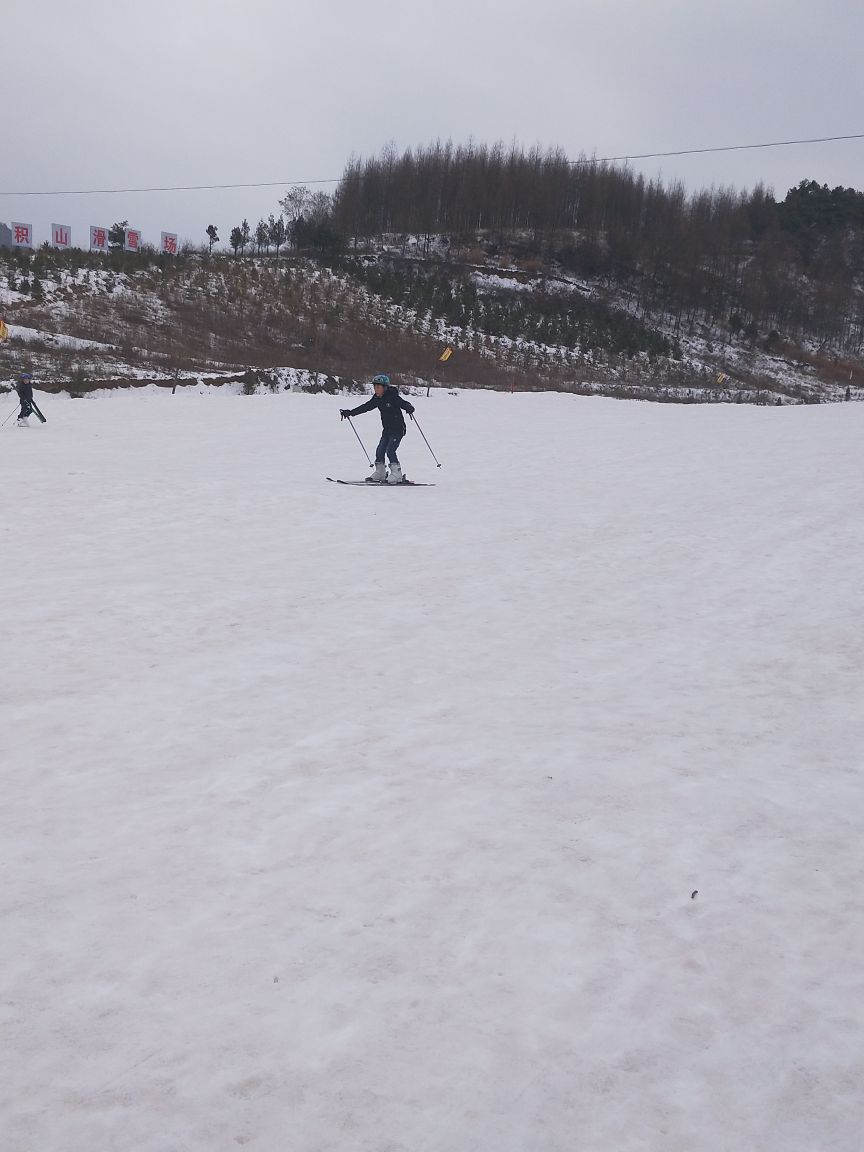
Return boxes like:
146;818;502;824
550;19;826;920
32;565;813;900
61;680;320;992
2;389;863;1152
4;323;117;353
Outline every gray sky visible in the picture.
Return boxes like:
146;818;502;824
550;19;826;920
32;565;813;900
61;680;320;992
3;0;864;248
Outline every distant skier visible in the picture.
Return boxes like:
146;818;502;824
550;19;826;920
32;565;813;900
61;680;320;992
341;374;415;483
16;372;33;427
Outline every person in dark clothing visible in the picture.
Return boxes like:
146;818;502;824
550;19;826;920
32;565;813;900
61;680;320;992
16;372;33;427
341;374;415;483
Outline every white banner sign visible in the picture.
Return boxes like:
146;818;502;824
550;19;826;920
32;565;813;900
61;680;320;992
11;222;33;248
90;226;109;252
52;223;72;249
124;228;142;253
161;232;178;256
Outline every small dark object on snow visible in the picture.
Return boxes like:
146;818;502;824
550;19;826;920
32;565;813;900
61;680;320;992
691;890;698;899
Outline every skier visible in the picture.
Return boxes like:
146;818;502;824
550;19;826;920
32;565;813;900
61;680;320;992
15;372;33;427
340;374;415;483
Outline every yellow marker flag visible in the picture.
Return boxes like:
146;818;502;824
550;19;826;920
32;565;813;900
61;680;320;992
439;346;454;362
0;319;8;342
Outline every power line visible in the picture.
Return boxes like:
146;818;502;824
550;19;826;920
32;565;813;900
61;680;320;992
1;132;862;197
589;132;864;164
0;177;341;197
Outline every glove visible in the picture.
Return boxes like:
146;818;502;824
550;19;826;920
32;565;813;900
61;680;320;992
340;409;352;420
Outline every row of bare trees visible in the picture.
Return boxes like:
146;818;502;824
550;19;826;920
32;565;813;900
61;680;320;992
329;142;864;353
330;141;782;252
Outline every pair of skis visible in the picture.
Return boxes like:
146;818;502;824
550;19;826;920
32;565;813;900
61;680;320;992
2;398;46;427
326;477;433;487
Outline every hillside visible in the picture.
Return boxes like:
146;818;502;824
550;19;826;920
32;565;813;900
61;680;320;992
3;146;864;404
0;244;858;406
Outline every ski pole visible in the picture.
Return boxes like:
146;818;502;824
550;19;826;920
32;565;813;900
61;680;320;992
1;401;20;428
410;413;442;467
345;414;373;467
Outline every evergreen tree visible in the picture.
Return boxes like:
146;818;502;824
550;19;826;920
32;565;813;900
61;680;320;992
255;219;269;256
269;215;287;260
108;220;128;251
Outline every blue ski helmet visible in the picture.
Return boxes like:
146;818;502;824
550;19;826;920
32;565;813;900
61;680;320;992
372;374;390;388
19;372;32;381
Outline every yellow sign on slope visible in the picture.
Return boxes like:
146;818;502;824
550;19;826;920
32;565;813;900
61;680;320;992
439;346;454;363
0;319;8;342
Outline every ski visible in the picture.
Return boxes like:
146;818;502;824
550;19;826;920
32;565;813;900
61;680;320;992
326;478;434;487
30;400;47;424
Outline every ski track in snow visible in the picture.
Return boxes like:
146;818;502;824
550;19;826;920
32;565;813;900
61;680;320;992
1;389;863;1152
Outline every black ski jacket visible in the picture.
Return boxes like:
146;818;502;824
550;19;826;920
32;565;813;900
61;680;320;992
348;386;415;435
16;378;33;404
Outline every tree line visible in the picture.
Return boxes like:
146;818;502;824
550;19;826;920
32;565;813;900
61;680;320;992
328;141;864;353
221;186;340;258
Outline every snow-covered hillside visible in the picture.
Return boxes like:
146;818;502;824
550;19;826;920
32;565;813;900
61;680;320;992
3;248;863;403
2;390;863;1152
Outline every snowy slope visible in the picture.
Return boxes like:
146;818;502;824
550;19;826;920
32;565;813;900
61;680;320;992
4;249;856;402
1;390;863;1152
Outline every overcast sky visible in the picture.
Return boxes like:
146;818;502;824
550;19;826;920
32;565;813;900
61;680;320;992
3;0;864;248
